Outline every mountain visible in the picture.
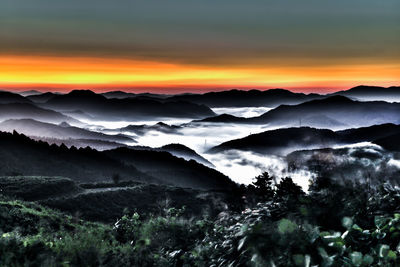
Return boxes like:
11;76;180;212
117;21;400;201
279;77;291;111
27;92;58;103
208;123;400;155
102;91;172;99
44;90;215;119
0;119;134;144
201;96;400;129
29;136;129;151
252;95;400;127
120;122;182;135
101;91;137;99
195;114;247;123
160;144;214;167
209;127;342;154
165;89;323;107
0;91;32;104
0;103;79;124
104;147;234;189
338;123;400;143
333;85;400;102
0;131;234;189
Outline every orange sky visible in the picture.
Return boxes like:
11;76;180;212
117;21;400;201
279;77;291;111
1;55;399;93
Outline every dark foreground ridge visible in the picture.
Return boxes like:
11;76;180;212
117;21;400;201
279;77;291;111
0;131;235;190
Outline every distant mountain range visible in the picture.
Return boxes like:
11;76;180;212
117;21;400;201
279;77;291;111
41;90;215;120
101;91;171;99
147;85;400;108
164;88;323;107
0;103;79;124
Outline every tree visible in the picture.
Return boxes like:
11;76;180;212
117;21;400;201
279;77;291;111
275;177;304;200
112;173;120;184
251;172;275;199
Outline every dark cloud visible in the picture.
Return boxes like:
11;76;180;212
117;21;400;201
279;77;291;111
1;0;399;66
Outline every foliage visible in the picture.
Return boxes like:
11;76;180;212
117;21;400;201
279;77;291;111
2;173;400;266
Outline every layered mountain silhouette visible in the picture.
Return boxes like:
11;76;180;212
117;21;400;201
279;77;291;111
27;92;58;103
209;124;400;155
0;103;78;124
102;91;169;99
0;119;134;144
0;91;33;104
165;89;322;107
159;144;214;167
43;90;215;119
0;131;234;189
199;96;400;128
332;86;400;102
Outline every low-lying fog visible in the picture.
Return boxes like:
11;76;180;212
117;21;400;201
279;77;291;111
62;107;400;191
211;107;272;118
77;107;282;185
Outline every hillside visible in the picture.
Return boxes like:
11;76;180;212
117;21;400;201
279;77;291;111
209;123;400;154
0;103;79;124
199;96;400;129
0;119;134;144
0;91;32;104
0;131;234;189
209;127;342;154
333;85;400;101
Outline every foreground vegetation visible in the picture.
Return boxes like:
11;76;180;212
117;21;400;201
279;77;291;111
2;174;400;266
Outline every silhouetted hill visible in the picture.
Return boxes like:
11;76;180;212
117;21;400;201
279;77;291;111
165;88;322;107
120;122;181;136
0;91;32;104
209;127;341;154
338;124;400;143
44;90;215;119
230;96;400;128
0;131;234;189
198;96;400;128
195;114;247;123
102;91;170;99
0;103;78;124
27;92;58;103
18;90;42;96
29;136;128;151
160;144;214;167
0;119;134;144
101;91;137;99
333;85;400;101
209;123;400;155
104;147;235;189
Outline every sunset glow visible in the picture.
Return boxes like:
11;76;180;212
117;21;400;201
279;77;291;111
1;0;399;93
1;55;399;93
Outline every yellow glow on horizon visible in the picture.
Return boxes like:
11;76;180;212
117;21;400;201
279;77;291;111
0;55;399;92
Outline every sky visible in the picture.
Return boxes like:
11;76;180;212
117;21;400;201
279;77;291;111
0;0;399;93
